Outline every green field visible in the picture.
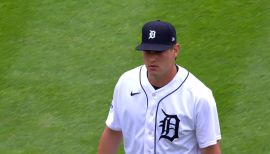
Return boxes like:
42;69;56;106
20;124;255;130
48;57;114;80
0;0;269;153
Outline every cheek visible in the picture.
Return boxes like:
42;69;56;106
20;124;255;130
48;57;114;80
143;55;149;64
169;52;176;61
162;55;175;66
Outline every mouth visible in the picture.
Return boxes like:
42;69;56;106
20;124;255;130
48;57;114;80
148;65;158;70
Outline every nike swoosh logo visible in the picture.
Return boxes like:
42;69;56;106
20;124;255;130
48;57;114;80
130;91;140;96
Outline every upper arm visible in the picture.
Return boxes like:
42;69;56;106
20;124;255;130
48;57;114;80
201;142;221;154
106;78;122;131
195;91;221;148
102;126;123;139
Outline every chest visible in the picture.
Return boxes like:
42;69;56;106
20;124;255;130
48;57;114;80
117;89;196;138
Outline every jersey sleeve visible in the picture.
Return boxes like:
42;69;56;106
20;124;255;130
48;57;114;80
195;91;221;148
105;78;122;131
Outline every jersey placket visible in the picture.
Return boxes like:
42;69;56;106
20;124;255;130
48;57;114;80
144;91;159;154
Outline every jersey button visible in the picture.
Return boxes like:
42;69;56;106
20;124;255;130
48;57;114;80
152;93;156;97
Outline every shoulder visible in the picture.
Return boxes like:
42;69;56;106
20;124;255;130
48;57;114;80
115;65;144;89
180;67;213;99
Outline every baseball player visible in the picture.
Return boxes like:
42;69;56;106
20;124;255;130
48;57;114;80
98;20;221;154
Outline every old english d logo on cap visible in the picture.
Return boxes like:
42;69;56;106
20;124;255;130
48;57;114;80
149;30;156;39
136;20;177;52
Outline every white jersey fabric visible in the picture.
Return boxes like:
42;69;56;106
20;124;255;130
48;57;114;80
106;65;221;154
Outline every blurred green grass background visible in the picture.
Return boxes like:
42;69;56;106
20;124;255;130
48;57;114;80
0;0;269;153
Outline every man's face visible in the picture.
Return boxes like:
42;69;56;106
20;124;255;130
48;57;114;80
143;44;179;80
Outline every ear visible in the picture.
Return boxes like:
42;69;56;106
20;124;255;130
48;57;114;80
173;43;180;58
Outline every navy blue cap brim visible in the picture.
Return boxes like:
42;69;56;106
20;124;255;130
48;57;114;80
136;43;172;52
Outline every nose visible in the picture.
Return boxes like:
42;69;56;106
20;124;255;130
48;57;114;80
146;51;158;61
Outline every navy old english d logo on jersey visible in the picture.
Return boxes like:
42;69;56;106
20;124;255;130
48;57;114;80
159;109;180;142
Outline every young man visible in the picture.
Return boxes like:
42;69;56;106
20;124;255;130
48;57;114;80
98;20;221;154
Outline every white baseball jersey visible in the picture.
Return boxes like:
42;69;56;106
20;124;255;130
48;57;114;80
106;65;221;154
